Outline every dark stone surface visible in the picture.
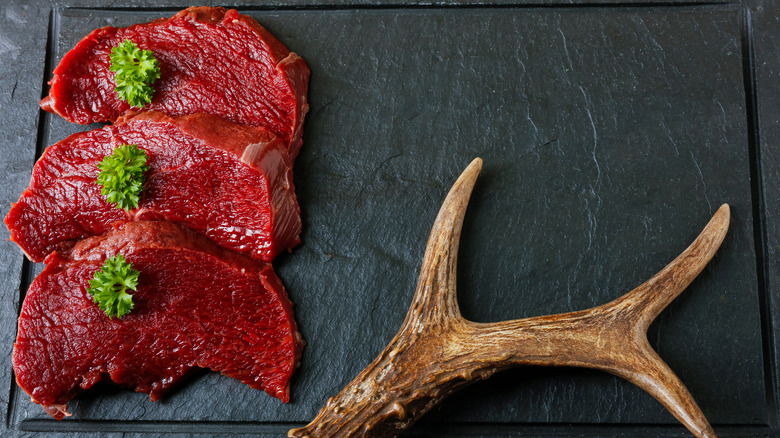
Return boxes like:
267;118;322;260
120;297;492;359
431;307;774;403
0;1;777;436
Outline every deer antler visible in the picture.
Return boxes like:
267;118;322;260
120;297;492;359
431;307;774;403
289;158;729;438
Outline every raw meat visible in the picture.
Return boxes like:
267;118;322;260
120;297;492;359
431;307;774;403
40;6;310;159
13;220;303;420
5;111;301;263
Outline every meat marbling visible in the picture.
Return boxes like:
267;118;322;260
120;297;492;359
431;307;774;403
5;111;301;263
13;220;303;420
40;6;310;159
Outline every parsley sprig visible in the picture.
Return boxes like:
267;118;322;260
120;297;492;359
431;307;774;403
87;255;139;319
96;143;149;211
109;39;160;108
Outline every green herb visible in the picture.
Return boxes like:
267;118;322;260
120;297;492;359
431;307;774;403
109;39;160;108
96;143;149;211
87;255;139;319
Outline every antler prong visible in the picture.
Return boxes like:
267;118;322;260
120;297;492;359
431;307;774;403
289;159;728;438
403;157;482;328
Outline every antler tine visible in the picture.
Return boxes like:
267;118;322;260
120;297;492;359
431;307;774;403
402;157;482;328
610;343;718;438
604;203;730;332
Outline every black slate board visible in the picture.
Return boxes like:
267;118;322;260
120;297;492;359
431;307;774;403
0;1;778;437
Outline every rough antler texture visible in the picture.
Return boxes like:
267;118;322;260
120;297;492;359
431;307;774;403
289;157;729;438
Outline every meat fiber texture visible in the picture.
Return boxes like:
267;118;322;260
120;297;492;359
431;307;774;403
5;111;301;263
40;6;310;160
13;221;303;420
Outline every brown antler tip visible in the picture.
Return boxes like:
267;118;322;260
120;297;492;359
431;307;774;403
717;203;730;218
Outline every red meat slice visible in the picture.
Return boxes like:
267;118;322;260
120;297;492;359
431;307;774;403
5;111;301;263
13;220;303;420
40;7;310;159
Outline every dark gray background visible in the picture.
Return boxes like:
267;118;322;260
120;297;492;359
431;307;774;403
1;0;778;436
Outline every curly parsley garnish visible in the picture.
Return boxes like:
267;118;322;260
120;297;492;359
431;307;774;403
96;143;149;211
87;255;139;319
109;39;160;108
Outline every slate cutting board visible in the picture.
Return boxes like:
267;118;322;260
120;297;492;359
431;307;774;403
1;1;779;437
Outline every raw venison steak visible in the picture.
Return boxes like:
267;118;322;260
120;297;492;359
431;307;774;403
5;111;301;263
40;6;310;159
13;220;303;420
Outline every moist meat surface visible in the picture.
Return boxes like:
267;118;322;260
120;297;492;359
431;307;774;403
13;221;303;420
5;111;301;263
40;6;310;159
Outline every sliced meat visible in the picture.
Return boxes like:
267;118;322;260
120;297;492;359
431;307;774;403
40;6;310;159
13;220;303;420
5;111;301;263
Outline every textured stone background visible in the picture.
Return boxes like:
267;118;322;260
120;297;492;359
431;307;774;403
1;1;778;436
